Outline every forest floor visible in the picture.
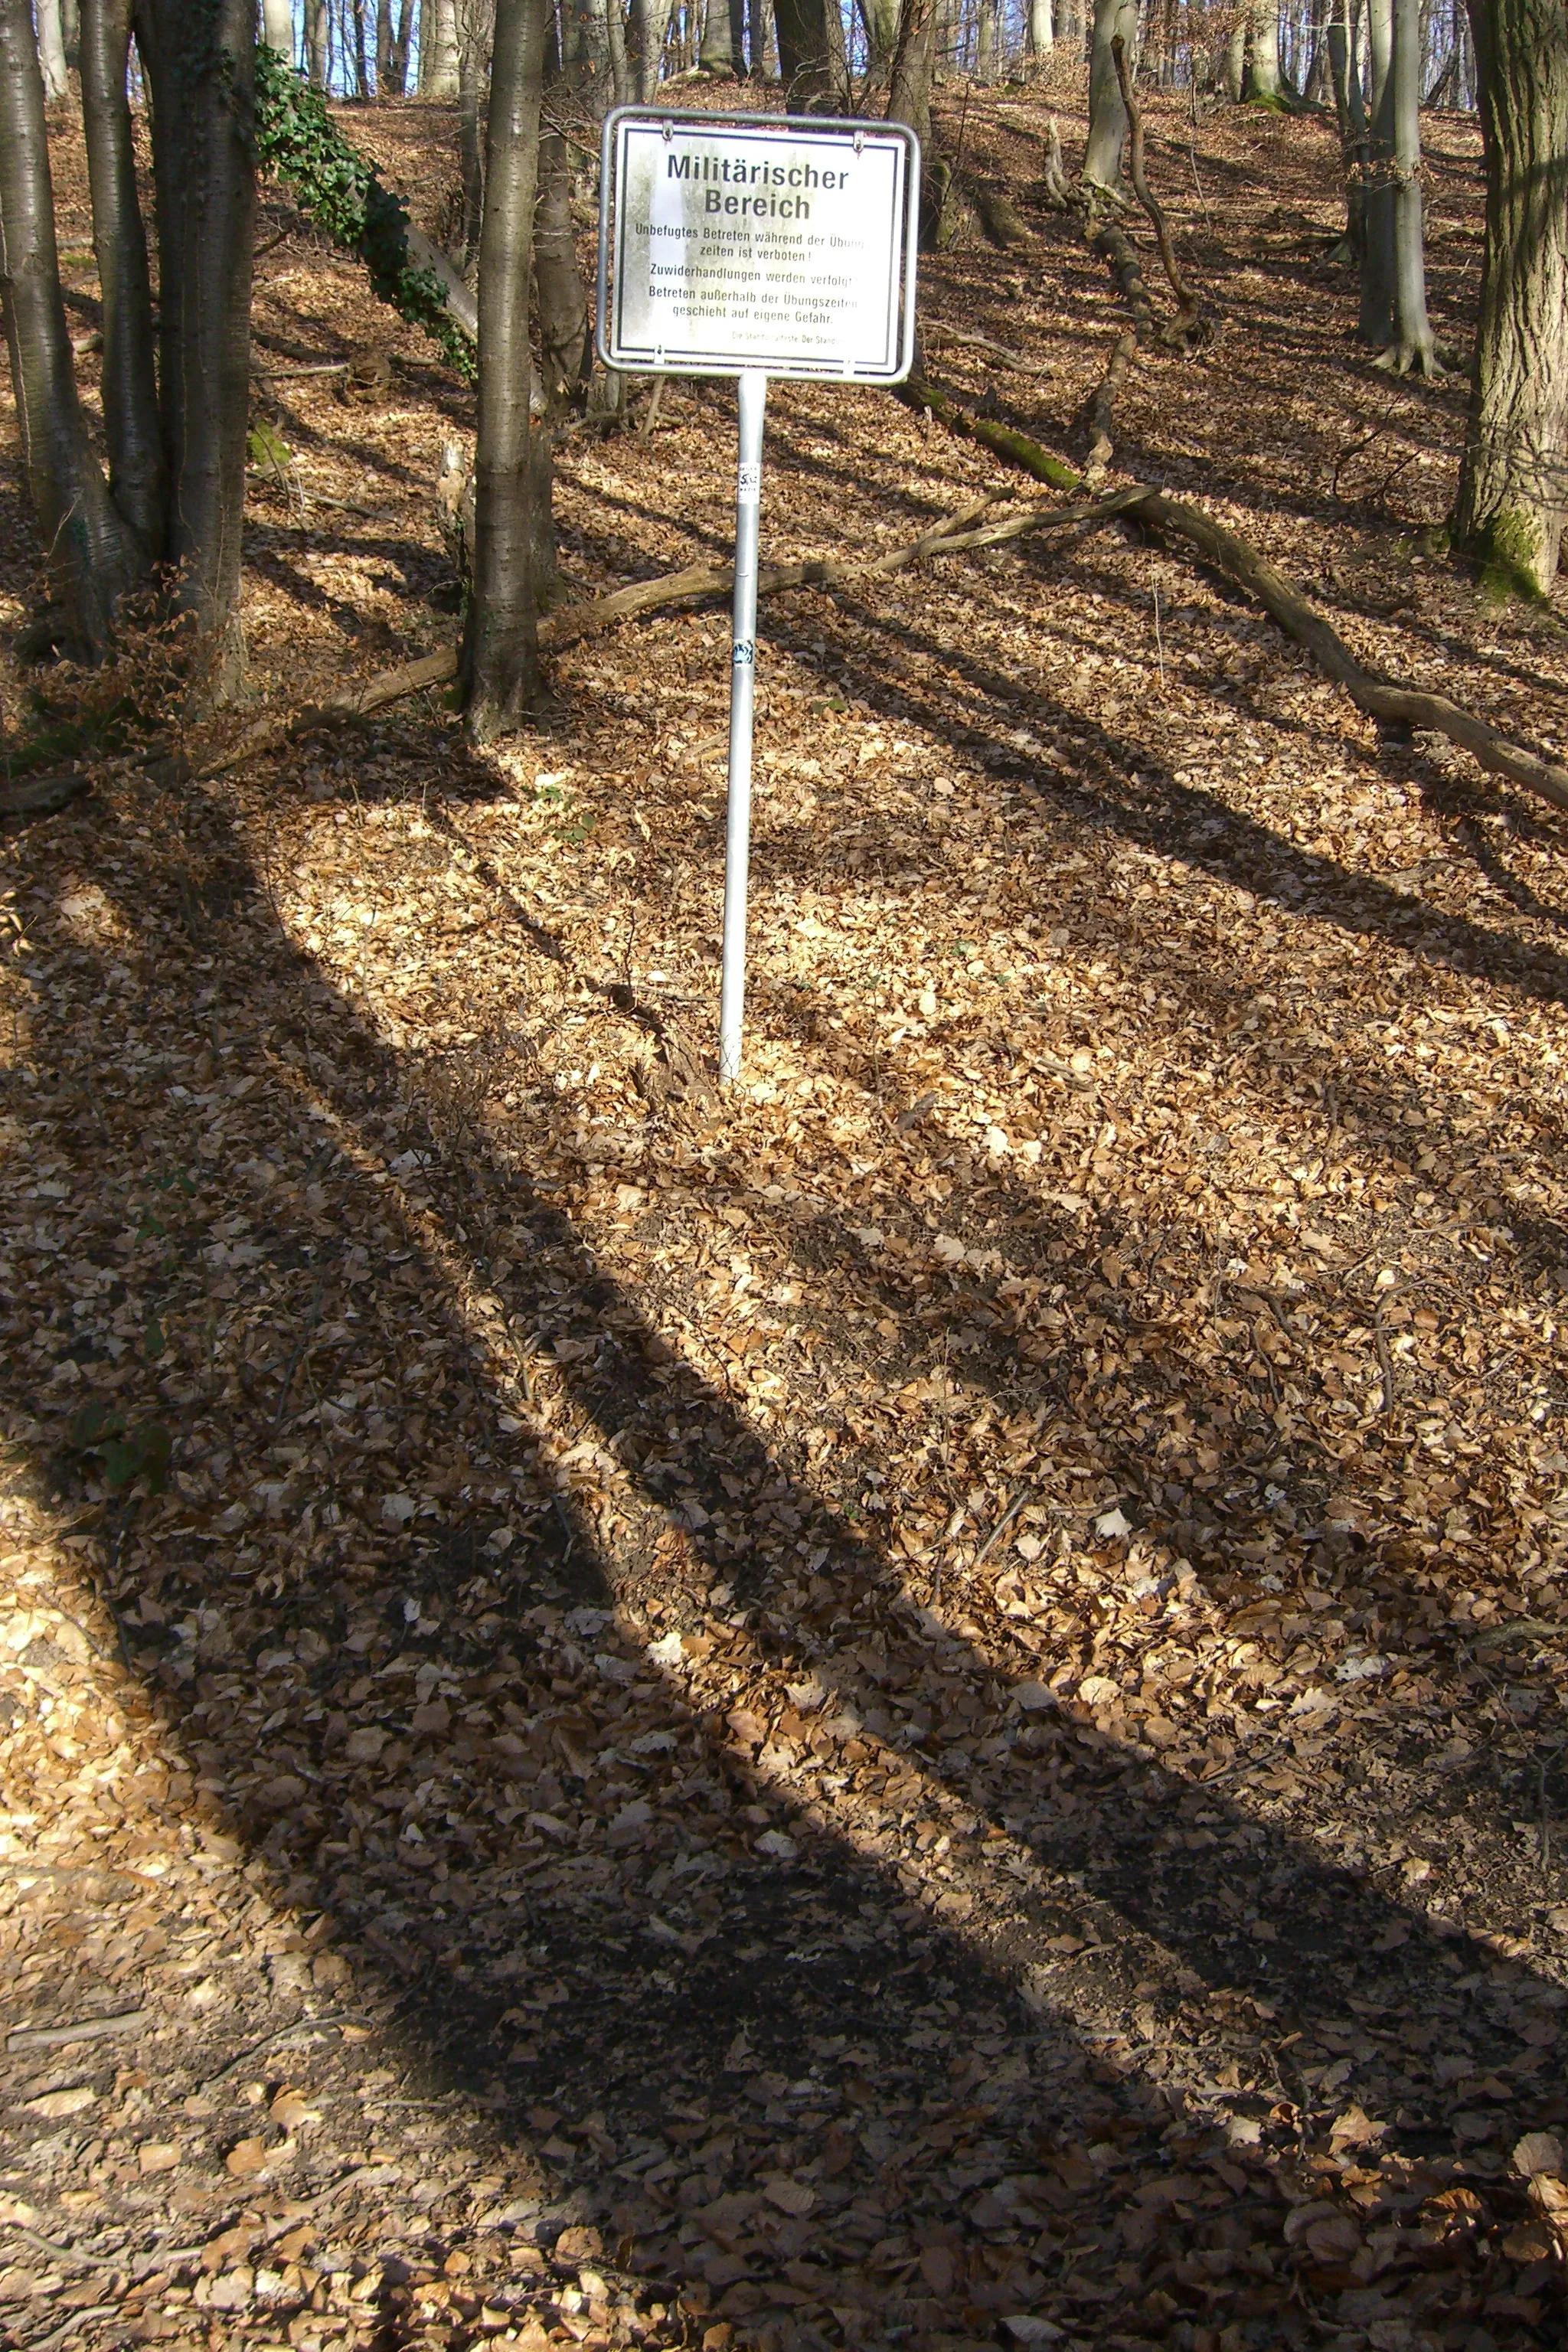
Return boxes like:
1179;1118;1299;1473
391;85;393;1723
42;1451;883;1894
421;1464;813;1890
4;60;1568;2352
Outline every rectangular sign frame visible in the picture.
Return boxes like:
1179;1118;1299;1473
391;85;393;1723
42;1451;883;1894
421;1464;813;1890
596;106;920;384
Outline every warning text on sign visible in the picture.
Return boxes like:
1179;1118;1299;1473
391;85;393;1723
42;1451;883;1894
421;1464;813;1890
601;113;916;381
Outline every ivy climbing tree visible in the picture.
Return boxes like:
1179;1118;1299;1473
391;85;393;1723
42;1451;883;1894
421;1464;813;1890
253;44;479;382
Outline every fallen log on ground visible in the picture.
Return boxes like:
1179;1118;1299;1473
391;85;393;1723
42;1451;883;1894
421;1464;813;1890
13;413;1565;828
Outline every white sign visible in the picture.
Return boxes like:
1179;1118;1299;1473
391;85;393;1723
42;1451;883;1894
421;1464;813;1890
597;108;919;382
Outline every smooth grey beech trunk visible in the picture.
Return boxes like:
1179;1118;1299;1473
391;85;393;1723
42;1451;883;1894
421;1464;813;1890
1358;0;1395;345
36;0;68;98
1083;0;1137;188
1380;0;1435;371
631;0;671;96
700;0;746;73
262;0;294;55
0;0;140;655
1327;0;1368;260
421;0;461;93
304;0;328;85
138;0;255;694
1027;0;1052;61
1246;0;1281;97
80;0;163;558
457;0;489;263
534;19;590;407
1453;0;1568;590
466;0;550;739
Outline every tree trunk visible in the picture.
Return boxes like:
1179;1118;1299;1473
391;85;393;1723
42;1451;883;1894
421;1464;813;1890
0;0;140;655
700;0;743;70
80;0;162;558
535;20;589;406
36;0;69;97
1083;0;1138;188
1359;0;1395;343
863;0;900;69
351;0;371;93
138;0;256;694
630;0;671;94
391;0;415;87
1246;0;1281;96
304;0;329;84
466;0;548;739
975;0;996;80
421;0;460;92
60;0;78;70
1028;0;1053;62
1327;0;1368;259
263;0;295;54
457;0;488;263
1453;0;1568;591
887;0;937;145
1381;0;1436;369
565;0;610;93
603;0;631;99
377;0;395;83
1223;8;1247;97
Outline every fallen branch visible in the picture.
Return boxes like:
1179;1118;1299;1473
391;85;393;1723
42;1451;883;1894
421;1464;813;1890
911;384;1568;818
0;769;89;818
1083;329;1137;484
923;324;1053;377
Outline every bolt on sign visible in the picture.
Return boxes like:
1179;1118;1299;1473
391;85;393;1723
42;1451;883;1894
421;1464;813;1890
597;109;920;1082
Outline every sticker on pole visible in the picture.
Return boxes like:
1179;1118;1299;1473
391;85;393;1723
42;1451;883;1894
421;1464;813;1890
597;108;919;382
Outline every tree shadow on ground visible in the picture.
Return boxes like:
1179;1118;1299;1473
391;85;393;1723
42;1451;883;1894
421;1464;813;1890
2;742;1565;2350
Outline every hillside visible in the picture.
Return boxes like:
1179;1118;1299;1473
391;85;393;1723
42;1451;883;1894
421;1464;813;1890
2;68;1567;2352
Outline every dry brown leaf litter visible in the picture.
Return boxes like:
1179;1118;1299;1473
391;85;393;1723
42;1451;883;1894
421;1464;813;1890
2;70;1568;2352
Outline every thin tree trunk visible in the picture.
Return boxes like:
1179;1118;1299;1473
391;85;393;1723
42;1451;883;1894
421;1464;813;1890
263;0;295;54
80;0;162;558
1083;0;1138;186
60;0;78;70
604;0;632;98
377;0;395;82
138;0;256;694
975;0;996;80
0;0;140;655
304;0;329;83
1328;0;1368;257
1453;0;1568;590
1380;0;1435;369
351;0;371;92
535;20;589;405
466;0;548;738
36;0;69;97
391;0;415;86
457;0;488;262
1223;5;1247;96
1359;0;1395;341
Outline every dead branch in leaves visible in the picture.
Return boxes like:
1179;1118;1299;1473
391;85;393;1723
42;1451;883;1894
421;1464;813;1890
905;381;1568;818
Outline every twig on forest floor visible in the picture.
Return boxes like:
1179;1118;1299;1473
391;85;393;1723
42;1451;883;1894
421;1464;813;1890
0;2222;127;2275
7;2008;151;2053
972;1488;1031;1570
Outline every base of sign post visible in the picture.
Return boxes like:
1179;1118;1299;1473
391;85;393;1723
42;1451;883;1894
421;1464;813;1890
718;370;768;1087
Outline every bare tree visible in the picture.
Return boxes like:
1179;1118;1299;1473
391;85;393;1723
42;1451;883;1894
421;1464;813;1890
137;0;256;692
379;0;416;90
1246;0;1281;96
1453;0;1568;591
701;0;745;72
1359;0;1394;341
887;0;937;145
80;0;162;557
1083;0;1138;188
1028;0;1054;67
0;0;140;655
421;0;461;92
466;0;549;738
456;0;492;262
262;0;295;56
36;0;69;98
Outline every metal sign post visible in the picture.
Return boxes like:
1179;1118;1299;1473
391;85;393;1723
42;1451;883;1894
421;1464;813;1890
597;107;919;1084
720;370;766;1083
